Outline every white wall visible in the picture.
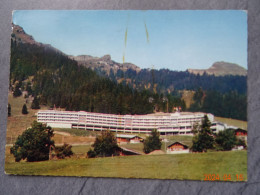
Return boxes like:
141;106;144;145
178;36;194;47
166;149;189;154
47;123;72;128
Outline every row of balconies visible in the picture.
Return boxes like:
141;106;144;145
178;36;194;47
38;118;197;128
38;113;203;123
73;125;193;134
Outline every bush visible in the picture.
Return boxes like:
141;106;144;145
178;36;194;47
54;144;73;159
215;129;237;151
88;130;119;157
87;149;96;158
236;138;247;149
10;121;54;162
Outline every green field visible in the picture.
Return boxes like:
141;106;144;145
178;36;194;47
215;116;247;130
5;147;247;181
54;128;97;137
71;145;91;155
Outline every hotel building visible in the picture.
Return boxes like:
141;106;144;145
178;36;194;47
37;110;217;135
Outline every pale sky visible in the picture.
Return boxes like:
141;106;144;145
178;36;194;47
13;10;247;71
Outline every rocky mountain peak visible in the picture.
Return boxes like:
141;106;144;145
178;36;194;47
187;61;247;76
12;24;38;45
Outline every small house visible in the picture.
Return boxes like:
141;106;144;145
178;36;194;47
116;134;143;144
167;142;189;154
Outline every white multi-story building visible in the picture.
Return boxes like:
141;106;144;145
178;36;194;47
37;110;216;135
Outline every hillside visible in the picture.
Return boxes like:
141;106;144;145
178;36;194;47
12;24;64;55
12;24;38;45
187;61;247;76
10;25;186;116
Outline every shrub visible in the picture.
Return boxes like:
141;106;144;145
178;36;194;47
88;130;119;157
10;121;54;162
54;144;73;159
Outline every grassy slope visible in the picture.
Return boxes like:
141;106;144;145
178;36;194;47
6;93;46;144
215;116;247;130
181;90;195;109
5;148;247;181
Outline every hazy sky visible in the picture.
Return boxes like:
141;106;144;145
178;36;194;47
13;10;247;71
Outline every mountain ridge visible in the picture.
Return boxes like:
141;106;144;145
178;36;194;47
187;61;247;76
12;24;246;77
69;54;141;74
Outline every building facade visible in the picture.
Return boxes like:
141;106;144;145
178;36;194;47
37;110;215;135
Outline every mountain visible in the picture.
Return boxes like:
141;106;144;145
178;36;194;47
69;54;141;74
12;24;41;46
187;62;247;76
12;24;65;55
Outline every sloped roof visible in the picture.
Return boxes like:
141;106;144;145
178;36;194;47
167;142;188;149
119;147;142;155
235;128;247;133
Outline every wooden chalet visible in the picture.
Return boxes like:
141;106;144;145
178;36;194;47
116;134;143;144
166;142;189;154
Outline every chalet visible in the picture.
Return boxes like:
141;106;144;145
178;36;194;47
167;142;189;154
116;134;143;144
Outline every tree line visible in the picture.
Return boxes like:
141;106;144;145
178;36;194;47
99;67;247;95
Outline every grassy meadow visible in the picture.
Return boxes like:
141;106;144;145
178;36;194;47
215;116;247;130
5;145;247;181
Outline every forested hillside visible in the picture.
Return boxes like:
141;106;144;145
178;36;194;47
98;68;247;95
189;88;247;121
93;59;247;121
10;38;185;115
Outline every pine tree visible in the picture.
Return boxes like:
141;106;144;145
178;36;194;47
143;129;162;154
13;85;22;97
22;104;28;114
31;96;40;109
8;103;11;117
191;115;214;152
